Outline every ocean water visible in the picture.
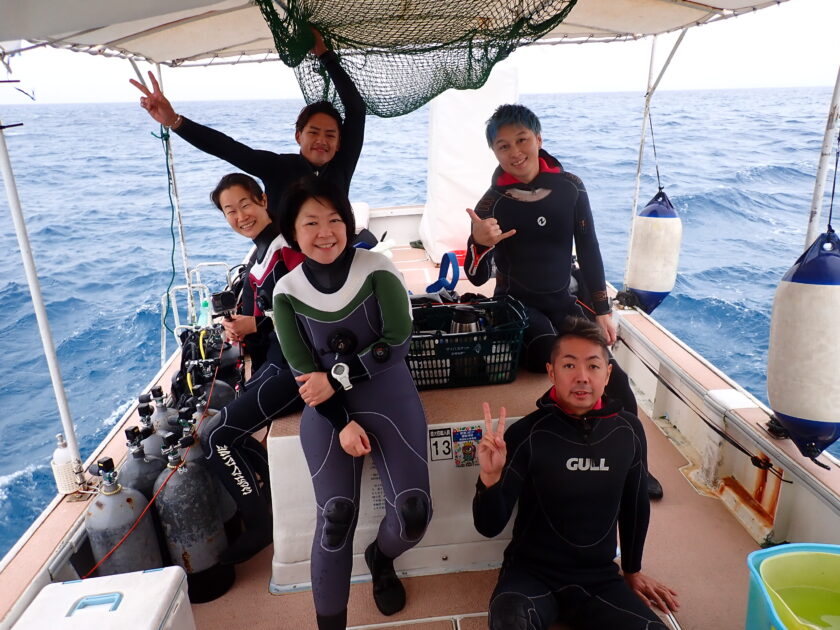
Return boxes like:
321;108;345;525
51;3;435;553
0;86;836;558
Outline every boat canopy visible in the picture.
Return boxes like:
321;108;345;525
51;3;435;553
1;0;790;67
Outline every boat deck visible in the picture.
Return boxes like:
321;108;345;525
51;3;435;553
194;374;756;630
193;246;757;629
0;245;760;630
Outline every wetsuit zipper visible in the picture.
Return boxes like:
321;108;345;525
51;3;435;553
581;416;592;443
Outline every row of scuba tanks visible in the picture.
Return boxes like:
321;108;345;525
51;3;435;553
82;383;238;603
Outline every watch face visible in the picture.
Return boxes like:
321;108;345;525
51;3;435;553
333;364;347;376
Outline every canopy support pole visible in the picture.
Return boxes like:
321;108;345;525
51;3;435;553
131;61;195;365
155;63;195;327
804;65;840;249
623;30;687;289
0;117;84;487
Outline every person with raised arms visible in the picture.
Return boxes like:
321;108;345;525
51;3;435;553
473;318;679;630
463;103;664;500
130;28;365;221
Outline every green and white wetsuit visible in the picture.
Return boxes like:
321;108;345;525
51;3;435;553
273;247;431;619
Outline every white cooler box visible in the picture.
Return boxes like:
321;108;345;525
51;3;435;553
268;417;518;592
12;566;195;630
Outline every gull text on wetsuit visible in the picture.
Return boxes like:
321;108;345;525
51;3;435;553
566;457;609;471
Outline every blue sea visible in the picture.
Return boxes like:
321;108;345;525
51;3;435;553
0;86;836;558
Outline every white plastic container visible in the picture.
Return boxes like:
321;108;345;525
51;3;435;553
12;566;195;630
51;433;78;495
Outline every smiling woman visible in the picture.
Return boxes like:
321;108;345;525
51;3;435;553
272;176;432;630
196;172;305;566
211;175;271;239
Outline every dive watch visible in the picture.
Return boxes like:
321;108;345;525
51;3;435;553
330;362;353;391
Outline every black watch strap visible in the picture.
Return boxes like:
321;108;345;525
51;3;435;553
326;371;342;392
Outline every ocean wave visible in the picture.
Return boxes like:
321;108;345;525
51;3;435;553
101;399;134;429
0;464;41;503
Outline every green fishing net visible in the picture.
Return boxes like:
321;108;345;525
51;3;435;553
254;0;578;118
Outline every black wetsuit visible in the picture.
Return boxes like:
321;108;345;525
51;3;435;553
273;248;431;625
473;391;665;629
199;225;303;539
463;150;636;410
465;150;610;319
174;50;365;222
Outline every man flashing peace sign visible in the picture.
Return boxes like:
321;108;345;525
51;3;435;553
477;402;508;488
473;318;679;630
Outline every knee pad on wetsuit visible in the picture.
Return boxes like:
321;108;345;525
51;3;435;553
489;592;533;630
322;498;356;549
399;495;430;540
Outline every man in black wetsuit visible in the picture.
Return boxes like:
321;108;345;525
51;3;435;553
464;104;664;500
130;28;364;218
474;318;679;630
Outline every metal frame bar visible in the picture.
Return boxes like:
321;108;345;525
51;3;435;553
804;65;840;248
155;63;196;324
0;117;83;486
623;29;688;288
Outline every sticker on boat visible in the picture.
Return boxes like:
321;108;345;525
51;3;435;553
453;426;483;467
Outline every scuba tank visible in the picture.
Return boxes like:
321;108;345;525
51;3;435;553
119;426;165;499
85;457;163;576
150;384;179;432
177;397;240;534
205;378;236;410
154;432;235;603
138;402;166;461
178;405;204;465
191;384;216;419
119;425;171;565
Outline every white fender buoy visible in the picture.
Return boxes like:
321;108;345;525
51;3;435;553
767;230;840;459
624;189;682;313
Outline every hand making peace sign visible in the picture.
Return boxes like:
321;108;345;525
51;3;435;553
129;71;180;128
466;208;516;248
478;402;508;488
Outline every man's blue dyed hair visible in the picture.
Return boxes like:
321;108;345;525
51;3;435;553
485;104;542;147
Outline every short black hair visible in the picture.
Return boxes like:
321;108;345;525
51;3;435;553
549;317;609;363
486;104;541;147
210;173;264;212
278;175;356;251
295;100;343;134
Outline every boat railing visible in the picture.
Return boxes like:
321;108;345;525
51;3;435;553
159;261;232;366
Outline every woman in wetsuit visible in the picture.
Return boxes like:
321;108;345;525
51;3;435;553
197;173;303;565
272;176;431;630
130;28;365;218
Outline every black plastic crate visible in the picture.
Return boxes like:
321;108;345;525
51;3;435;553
407;296;528;390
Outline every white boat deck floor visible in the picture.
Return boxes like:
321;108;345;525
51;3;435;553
194;379;757;630
192;246;758;630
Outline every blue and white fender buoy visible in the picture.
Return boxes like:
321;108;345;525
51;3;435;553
767;230;840;459
625;189;682;313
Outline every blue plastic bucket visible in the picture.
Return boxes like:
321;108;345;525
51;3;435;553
746;543;840;630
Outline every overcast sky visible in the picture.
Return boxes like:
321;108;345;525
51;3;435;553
0;0;838;105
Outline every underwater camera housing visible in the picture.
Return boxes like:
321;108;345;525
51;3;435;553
210;290;237;319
